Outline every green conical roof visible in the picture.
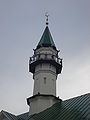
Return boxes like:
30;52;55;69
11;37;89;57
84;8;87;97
36;26;56;50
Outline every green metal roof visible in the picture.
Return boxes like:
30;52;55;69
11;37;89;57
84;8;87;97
28;93;90;120
2;110;18;120
1;111;28;120
36;26;56;50
1;93;90;120
17;112;29;120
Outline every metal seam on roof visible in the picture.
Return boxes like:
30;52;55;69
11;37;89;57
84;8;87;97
28;93;90;120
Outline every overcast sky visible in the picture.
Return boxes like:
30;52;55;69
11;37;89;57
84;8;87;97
0;0;90;115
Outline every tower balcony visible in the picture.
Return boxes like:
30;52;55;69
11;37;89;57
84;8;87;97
29;53;62;74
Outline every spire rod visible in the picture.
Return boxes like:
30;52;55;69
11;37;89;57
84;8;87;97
45;12;49;26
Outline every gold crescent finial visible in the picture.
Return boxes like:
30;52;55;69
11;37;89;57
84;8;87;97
45;12;49;26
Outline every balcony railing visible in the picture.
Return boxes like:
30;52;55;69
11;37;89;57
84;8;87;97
29;53;62;65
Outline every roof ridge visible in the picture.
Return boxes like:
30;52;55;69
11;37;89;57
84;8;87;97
64;93;90;101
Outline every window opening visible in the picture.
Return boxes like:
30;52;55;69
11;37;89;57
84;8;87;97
44;77;46;84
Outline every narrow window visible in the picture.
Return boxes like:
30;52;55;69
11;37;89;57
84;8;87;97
44;77;46;84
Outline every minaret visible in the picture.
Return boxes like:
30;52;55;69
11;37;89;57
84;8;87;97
27;15;62;115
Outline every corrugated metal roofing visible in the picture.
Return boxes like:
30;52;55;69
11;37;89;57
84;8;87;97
2;111;18;120
17;112;29;120
1;93;90;120
28;93;90;120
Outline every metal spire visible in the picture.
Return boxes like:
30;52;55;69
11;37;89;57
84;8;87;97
45;12;49;26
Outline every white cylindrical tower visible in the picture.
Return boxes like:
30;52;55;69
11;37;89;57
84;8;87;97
33;47;58;96
27;17;62;115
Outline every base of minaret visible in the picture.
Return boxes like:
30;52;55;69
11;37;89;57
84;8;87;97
27;94;62;115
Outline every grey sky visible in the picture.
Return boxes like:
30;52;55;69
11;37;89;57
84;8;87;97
0;0;90;115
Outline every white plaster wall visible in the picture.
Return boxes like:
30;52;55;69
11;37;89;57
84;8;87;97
29;96;59;115
33;63;57;95
35;63;56;73
35;47;57;55
33;47;58;96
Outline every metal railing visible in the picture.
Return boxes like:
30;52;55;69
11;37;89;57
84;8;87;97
29;53;62;65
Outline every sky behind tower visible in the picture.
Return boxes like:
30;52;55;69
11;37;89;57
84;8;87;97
0;0;90;115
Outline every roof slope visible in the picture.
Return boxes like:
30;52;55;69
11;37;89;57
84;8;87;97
1;111;18;120
29;93;90;120
1;93;90;120
17;112;29;120
0;111;28;120
36;26;56;50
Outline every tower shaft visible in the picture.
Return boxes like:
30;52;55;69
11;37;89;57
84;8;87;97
27;24;62;115
33;47;57;96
